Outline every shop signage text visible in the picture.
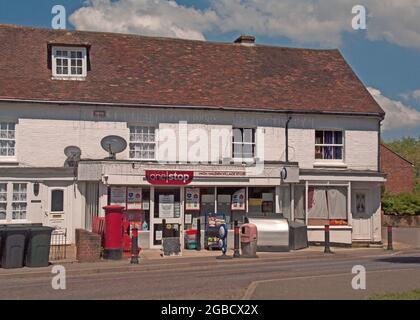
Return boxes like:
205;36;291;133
146;170;194;185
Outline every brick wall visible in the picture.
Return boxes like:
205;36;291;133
75;229;102;262
380;144;414;195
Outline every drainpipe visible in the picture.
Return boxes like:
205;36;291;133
285;116;292;163
378;119;382;173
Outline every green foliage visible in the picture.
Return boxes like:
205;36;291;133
382;137;420;215
382;192;420;215
384;136;420;179
370;289;420;300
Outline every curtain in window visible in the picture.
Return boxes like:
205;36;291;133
294;186;305;220
327;188;347;219
308;187;328;219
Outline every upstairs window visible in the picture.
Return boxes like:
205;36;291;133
232;128;256;159
315;130;344;160
129;126;156;160
0;122;15;158
52;47;87;79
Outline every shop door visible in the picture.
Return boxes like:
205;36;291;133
152;188;182;249
352;191;372;241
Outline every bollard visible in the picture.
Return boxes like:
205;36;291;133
324;225;333;254
130;225;139;264
233;220;240;258
387;225;393;251
196;218;201;251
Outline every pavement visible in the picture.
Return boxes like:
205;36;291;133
0;246;419;299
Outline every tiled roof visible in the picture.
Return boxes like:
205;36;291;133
0;24;384;116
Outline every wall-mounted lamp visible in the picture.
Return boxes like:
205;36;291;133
33;182;40;197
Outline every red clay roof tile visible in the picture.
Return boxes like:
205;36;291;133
0;24;384;116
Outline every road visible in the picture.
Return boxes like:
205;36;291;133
0;248;419;300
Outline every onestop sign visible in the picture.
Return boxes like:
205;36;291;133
145;170;194;185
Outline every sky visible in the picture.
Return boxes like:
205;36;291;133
0;0;419;141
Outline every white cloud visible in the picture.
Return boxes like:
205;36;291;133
402;89;420;104
368;87;420;131
69;0;420;49
69;0;218;40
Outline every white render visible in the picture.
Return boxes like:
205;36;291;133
0;102;379;169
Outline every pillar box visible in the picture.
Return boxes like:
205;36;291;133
103;205;125;260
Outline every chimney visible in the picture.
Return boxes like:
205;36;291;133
234;35;255;46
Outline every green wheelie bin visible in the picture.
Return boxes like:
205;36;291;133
1;226;28;269
25;226;54;267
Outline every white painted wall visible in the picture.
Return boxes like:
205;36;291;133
0;102;379;170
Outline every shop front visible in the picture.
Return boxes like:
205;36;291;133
78;161;384;249
78;161;295;250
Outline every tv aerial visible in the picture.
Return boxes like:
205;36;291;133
64;146;81;168
101;135;127;160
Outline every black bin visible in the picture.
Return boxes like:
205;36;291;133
25;226;54;267
289;222;308;250
1;226;28;269
0;226;5;262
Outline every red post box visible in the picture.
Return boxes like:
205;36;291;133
103;205;125;260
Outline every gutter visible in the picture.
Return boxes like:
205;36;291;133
0;98;385;119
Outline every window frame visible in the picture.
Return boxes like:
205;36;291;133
0;182;29;222
232;127;257;161
129;125;157;161
0;121;16;161
51;46;87;79
314;129;345;161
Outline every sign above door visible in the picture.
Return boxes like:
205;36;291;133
145;170;194;185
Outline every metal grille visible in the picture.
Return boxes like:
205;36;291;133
49;228;67;261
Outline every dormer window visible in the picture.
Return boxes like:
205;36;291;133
52;46;87;79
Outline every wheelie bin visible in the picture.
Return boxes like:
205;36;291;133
1;226;28;269
25;226;54;267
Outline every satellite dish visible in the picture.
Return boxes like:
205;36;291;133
64;146;81;168
101;135;127;159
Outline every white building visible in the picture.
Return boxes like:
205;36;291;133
0;25;385;248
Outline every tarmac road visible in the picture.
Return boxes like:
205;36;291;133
0;248;419;300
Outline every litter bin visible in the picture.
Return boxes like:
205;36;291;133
1;226;28;269
240;223;258;258
289;222;308;250
25;226;54;267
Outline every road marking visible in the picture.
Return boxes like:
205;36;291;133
241;267;420;300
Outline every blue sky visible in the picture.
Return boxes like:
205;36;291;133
1;0;419;140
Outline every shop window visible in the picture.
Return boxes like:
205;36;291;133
217;187;246;228
51;189;64;212
232;128;256;159
279;186;291;220
315;130;344;160
248;187;275;216
108;186;151;231
129;126;156;160
0;122;15;158
184;187;215;231
154;188;181;219
308;186;347;225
